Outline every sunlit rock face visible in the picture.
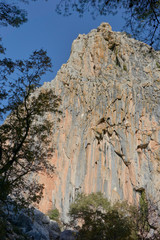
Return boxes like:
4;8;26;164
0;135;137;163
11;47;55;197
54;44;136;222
38;23;160;220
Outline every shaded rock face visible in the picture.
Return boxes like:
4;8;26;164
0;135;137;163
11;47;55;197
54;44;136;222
3;205;61;240
38;23;160;220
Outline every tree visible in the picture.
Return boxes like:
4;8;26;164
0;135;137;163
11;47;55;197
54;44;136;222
0;0;47;119
56;0;160;49
0;49;62;209
0;1;27;28
69;192;134;240
0;0;48;28
131;190;160;239
0;0;61;211
0;1;62;237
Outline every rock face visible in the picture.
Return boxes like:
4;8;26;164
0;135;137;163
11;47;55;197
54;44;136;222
2;200;78;240
3;204;61;240
38;23;160;220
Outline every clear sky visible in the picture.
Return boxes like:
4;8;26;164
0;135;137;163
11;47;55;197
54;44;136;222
1;0;125;85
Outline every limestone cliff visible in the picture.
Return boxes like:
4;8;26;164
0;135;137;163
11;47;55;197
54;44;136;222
38;23;160;220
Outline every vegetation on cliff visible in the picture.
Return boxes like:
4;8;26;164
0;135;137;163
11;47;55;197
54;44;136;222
68;192;160;239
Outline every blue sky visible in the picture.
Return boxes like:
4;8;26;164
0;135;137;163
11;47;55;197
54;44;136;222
1;0;125;84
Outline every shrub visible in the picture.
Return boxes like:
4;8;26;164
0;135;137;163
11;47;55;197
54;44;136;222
123;64;127;71
47;208;60;221
69;192;135;240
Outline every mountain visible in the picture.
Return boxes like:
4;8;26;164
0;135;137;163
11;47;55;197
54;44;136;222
38;22;160;221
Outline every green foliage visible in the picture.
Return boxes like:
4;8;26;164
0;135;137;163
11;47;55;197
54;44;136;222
47;208;60;221
156;62;160;68
140;191;148;220
135;190;150;237
69;192;135;240
123;64;127;71
116;56;121;67
70;192;110;213
69;192;160;239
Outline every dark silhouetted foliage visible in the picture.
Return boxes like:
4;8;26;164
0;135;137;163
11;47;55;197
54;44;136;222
0;0;47;28
0;0;61;228
56;0;160;49
0;49;62;210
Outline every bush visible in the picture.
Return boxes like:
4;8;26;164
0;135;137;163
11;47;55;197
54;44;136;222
69;192;135;240
47;208;60;221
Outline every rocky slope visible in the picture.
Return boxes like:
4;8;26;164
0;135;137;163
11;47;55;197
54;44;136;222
1;202;77;240
38;23;160;221
3;207;60;240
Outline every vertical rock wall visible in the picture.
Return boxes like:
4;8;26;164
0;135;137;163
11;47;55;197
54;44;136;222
38;23;160;220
